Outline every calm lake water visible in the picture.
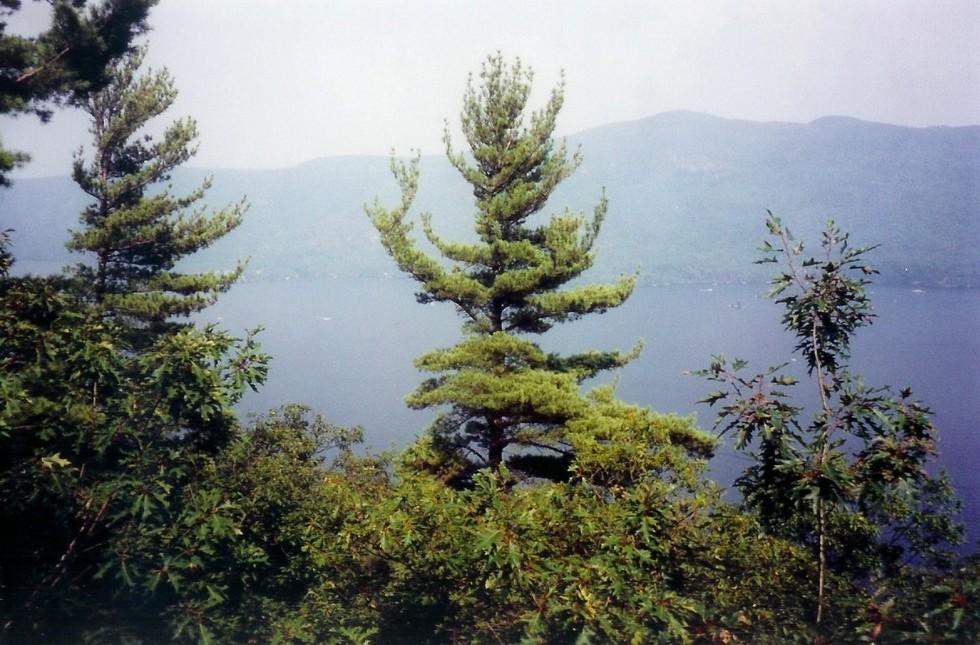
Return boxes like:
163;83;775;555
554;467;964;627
199;278;979;547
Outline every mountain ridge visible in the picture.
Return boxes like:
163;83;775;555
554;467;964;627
3;111;978;287
9;110;979;180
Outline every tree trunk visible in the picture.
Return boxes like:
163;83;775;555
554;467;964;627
488;415;504;471
816;501;827;625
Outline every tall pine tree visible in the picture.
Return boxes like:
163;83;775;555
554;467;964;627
67;47;245;343
368;54;708;483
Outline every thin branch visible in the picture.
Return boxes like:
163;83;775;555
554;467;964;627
812;318;830;415
521;440;572;456
775;226;808;292
463;444;488;465
15;46;70;84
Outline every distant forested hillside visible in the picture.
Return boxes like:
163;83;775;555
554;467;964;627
4;111;978;286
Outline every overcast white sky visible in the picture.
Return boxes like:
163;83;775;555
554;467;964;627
3;0;979;177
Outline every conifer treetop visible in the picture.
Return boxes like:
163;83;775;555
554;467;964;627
67;47;246;339
368;53;636;338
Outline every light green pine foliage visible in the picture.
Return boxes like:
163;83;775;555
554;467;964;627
368;54;702;481
67;47;246;340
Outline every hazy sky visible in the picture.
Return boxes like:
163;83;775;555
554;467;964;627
3;0;978;177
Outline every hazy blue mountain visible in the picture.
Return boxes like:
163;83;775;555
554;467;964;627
4;111;978;286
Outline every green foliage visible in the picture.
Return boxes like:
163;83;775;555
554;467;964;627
0;269;268;641
0;0;157;184
4;211;973;642
183;405;379;642
697;213;966;638
0;227;12;275
0;256;763;643
67;47;246;344
288;428;818;644
367;54;687;482
0;142;28;186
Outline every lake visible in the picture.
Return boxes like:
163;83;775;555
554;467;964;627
199;278;979;547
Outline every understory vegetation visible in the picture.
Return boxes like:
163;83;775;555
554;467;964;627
1;9;976;643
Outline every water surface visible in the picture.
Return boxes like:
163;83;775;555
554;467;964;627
198;278;979;546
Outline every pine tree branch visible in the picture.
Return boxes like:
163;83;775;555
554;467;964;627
14;46;70;84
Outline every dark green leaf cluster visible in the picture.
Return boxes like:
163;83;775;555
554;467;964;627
0;269;269;641
758;212;878;377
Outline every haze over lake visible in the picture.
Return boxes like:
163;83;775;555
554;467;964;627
193;277;980;547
